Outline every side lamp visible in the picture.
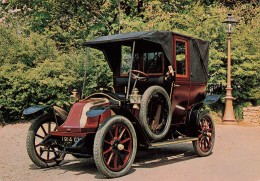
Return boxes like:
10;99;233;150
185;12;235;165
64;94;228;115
129;88;142;109
70;89;80;104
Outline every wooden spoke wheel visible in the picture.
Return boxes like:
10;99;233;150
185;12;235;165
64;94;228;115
94;115;137;178
139;86;172;141
26;114;63;168
193;112;215;156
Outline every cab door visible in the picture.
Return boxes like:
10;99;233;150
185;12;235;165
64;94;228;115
171;36;190;125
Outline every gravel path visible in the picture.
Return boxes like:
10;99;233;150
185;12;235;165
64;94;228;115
0;123;260;181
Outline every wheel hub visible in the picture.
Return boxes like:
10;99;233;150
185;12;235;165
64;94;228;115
112;140;124;151
202;129;208;136
117;144;124;151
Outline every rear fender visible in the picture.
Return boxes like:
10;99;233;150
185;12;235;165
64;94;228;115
187;94;221;136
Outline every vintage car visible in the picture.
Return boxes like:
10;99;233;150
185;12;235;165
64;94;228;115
23;31;219;178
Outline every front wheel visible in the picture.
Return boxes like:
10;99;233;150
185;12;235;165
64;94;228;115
26;114;63;168
192;112;215;157
93;115;137;178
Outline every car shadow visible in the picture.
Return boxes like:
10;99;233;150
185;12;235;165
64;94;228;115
133;143;198;169
29;143;198;179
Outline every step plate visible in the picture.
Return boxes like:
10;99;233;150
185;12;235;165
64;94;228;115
151;137;198;147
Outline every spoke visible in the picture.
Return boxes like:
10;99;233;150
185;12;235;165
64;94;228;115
51;147;58;157
103;147;112;155
203;139;207;150
115;125;119;138
121;138;130;144
156;122;164;130
108;130;113;139
199;138;203;148
199;121;203;129
123;148;131;153
201;139;204;149
104;140;112;145
118;128;126;140
35;144;40;148
208;137;212;147
206;133;212;138
39;147;45;156
117;152;124;164
107;152;114;166
48;121;51;133
47;147;50;160
54;125;58;131
205;138;210;146
114;154;118;168
40;125;47;136
35;134;44;139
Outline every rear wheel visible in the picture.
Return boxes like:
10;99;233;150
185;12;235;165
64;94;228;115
26;114;62;168
93;115;137;178
139;86;172;141
193;112;215;156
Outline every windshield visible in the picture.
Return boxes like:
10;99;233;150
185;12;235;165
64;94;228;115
120;45;164;75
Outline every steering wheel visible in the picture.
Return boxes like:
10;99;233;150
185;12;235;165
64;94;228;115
128;70;149;82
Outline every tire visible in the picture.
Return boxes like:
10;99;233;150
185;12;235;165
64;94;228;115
93;115;137;178
26;114;63;168
192;112;215;157
139;86;172;141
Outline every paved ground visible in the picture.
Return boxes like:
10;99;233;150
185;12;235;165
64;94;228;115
0;123;260;181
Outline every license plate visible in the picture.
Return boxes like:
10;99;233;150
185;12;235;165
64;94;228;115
61;136;79;143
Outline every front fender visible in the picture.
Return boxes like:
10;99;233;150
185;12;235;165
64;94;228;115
23;105;68;121
87;105;150;146
86;106;112;118
23;105;50;115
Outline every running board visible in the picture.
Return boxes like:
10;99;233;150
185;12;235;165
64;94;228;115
150;137;198;147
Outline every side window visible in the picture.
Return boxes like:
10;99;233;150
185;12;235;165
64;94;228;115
121;46;138;75
176;41;186;76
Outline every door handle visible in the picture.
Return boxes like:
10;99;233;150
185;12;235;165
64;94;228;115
174;84;180;87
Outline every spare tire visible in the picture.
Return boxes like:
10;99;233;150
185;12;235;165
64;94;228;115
139;86;172;141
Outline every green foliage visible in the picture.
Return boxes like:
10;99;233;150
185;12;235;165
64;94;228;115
0;0;259;123
0;22;112;123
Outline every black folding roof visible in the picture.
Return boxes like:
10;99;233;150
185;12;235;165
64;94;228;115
83;31;174;64
82;31;209;83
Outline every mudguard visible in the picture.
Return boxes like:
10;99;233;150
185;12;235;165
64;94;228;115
187;94;221;136
203;94;221;105
87;105;150;146
23;105;68;121
23;105;50;115
86;106;112;117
